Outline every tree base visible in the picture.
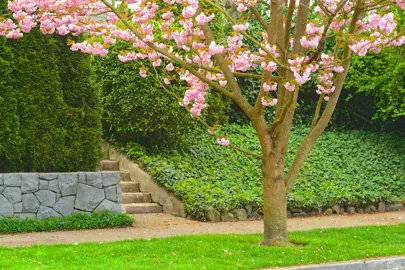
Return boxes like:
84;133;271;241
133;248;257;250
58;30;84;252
260;238;291;247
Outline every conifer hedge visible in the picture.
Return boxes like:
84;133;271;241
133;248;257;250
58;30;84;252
0;24;102;172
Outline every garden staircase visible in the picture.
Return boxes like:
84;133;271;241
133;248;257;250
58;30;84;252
98;159;163;214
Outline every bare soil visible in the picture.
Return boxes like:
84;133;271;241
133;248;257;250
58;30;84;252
0;211;404;247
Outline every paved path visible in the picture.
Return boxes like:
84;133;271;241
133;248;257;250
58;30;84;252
0;211;404;247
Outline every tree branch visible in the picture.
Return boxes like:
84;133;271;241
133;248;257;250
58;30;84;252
285;0;366;193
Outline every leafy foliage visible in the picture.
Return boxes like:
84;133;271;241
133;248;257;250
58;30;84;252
0;30;102;172
121;125;405;219
0;211;133;234
93;41;230;148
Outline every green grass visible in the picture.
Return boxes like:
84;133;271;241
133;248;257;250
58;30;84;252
1;224;405;269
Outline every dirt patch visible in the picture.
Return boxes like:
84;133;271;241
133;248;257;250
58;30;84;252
0;211;404;247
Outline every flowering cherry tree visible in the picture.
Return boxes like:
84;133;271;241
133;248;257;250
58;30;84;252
1;0;405;246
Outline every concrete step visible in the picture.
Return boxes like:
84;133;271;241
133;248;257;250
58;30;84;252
120;171;131;182
120;182;140;193
99;160;119;171
122;192;151;204
122;203;163;214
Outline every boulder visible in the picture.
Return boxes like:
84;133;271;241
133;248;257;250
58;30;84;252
206;207;221;222
386;203;404;212
364;205;377;213
332;204;340;214
232;209;248;221
347;206;356;214
74;184;105;212
221;212;236;222
21;174;39;193
323;208;333;215
378;202;386;212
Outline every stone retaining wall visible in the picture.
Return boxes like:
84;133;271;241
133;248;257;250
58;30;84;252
0;172;122;219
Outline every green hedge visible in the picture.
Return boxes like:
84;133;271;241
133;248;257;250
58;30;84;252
0;211;133;234
121;125;405;220
0;30;102;172
94;41;230;148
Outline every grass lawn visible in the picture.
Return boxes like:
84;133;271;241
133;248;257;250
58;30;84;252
1;224;404;270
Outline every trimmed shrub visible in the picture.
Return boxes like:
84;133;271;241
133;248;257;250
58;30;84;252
120;125;405;220
94;41;230;148
0;211;133;234
0;31;102;172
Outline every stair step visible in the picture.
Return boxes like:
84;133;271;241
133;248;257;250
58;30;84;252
122;192;151;203
120;171;131;182
122;203;163;214
120;182;140;193
100;160;119;171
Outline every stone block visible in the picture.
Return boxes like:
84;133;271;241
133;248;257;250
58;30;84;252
37;205;61;219
54;196;75;216
74;184;105;212
105;186;118;202
0;174;3;185
3;187;22;204
86;172;103;188
332;204;340;214
14;202;22;213
35;190;57;207
22;193;40;213
78;173;86;184
102;172;120;187
0;186;4;193
347;206;356;214
0;194;13;217
59;174;78;196
21;174;39;193
48;180;60;193
4;174;21;187
95;199;122;213
232;209;248;221
386;203;404;211
15;213;36;219
324;208;333;215
39;180;49;190
221;212;236;222
39;173;58;181
378;201;386;212
364;205;377;213
206;207;221;222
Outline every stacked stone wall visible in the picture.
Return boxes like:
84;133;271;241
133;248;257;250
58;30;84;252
0;172;122;219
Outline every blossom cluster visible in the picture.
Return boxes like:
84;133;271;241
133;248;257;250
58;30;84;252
1;0;405;146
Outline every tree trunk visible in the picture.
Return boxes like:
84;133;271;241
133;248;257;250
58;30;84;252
261;152;288;246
